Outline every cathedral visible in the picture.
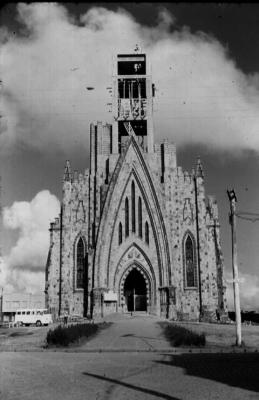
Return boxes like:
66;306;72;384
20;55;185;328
45;52;227;321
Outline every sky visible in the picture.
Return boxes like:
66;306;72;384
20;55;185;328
1;3;259;311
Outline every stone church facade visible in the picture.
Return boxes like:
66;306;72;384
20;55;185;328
45;52;227;321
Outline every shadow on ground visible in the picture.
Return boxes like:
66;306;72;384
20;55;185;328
156;352;259;392
9;331;34;337
83;372;180;400
121;334;161;341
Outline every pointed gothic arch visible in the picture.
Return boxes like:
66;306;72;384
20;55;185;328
74;236;87;290
138;196;142;238
131;181;136;233
182;231;197;288
118;222;123;245
94;137;171;289
145;221;149;245
125;197;129;237
119;262;151;311
113;243;158;308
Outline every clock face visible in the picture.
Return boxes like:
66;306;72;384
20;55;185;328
118;60;146;75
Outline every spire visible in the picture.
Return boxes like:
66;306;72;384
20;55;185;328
207;195;218;220
63;160;72;182
196;156;204;179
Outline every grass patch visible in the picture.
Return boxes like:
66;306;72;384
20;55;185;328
159;322;206;347
46;323;102;347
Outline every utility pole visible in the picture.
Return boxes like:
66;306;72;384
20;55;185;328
227;189;242;346
0;288;3;323
58;205;63;317
0;176;3;323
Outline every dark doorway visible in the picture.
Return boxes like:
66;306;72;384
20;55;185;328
124;268;147;312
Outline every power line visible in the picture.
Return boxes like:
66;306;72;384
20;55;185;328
235;211;259;222
237;211;259;216
236;215;259;222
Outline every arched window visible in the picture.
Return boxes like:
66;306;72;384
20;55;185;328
145;221;149;245
131;181;135;233
184;234;197;288
118;222;122;245
76;237;85;289
138;197;142;238
125;197;129;237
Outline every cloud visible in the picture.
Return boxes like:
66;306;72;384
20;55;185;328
0;190;60;293
0;257;45;294
225;270;259;311
1;4;259;155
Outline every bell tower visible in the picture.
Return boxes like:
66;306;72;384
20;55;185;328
111;49;155;154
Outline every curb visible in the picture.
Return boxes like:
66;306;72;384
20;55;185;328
0;347;258;354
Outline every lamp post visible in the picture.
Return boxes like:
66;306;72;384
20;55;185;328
227;189;242;346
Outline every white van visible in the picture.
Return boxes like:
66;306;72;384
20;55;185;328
14;309;53;327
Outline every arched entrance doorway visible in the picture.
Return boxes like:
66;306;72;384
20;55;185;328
123;268;147;311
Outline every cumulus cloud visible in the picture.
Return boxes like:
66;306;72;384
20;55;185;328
1;3;259;155
0;257;45;294
225;270;259;311
0;190;60;293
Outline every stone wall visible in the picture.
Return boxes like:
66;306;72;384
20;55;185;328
45;123;227;321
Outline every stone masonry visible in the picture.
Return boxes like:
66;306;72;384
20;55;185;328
45;52;227;321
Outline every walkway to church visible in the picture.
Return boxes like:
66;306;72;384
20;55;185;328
81;312;171;352
80;312;259;352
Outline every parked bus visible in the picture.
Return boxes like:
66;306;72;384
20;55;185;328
14;309;53;327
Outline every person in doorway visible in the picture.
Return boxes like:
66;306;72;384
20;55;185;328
64;310;68;326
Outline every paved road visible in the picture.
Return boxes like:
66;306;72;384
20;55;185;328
1;313;259;399
80;312;171;351
1;351;259;400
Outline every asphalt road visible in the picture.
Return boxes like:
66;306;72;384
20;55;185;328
1;351;259;400
1;313;259;399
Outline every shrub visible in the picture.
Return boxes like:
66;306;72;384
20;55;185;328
46;323;99;347
159;322;206;347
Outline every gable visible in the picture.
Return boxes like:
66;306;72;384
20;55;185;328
93;137;171;288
